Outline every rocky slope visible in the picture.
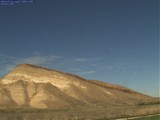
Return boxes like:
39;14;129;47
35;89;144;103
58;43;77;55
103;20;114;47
0;64;156;109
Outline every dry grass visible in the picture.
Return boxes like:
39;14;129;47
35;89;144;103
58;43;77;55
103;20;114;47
0;105;159;120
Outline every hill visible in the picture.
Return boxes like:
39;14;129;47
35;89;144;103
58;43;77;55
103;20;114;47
0;64;156;108
0;64;159;120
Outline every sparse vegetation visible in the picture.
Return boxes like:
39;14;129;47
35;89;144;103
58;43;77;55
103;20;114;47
131;115;160;120
0;108;69;113
138;101;160;106
0;105;159;120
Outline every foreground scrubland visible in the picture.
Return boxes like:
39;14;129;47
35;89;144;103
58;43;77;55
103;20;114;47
0;105;159;120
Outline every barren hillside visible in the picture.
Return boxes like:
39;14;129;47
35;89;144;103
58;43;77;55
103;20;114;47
0;64;157;109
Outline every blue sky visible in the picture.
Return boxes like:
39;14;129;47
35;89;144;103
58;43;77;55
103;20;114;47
0;0;159;97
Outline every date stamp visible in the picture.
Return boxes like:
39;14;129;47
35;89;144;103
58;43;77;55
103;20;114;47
0;0;34;6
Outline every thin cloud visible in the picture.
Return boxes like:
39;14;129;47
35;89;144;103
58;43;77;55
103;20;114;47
1;54;63;73
14;55;63;65
74;57;103;62
79;70;96;75
0;53;100;77
74;58;90;62
70;68;82;71
0;53;17;59
105;66;115;70
5;65;16;72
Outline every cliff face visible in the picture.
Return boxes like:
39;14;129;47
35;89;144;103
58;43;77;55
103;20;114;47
0;64;156;109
